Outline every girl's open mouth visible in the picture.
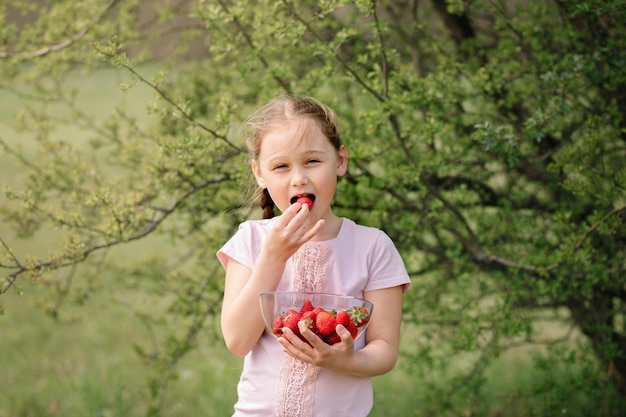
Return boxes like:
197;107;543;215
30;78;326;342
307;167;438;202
291;194;315;209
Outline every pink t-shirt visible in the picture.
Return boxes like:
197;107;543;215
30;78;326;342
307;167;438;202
217;217;411;417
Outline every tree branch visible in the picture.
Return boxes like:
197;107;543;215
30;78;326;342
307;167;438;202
118;63;241;151
281;0;384;102
0;174;229;294
0;0;122;59
486;205;626;273
372;1;390;99
216;0;292;93
421;168;626;274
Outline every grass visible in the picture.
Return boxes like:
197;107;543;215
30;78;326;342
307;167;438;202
0;292;242;417
1;287;150;417
2;64;625;417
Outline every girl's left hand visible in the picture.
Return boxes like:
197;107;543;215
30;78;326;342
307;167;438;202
278;322;355;370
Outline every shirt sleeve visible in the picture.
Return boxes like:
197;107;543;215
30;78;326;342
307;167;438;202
216;221;256;271
364;230;411;293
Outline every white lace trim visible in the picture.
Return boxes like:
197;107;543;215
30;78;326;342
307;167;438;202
274;244;331;417
292;244;331;293
275;355;320;417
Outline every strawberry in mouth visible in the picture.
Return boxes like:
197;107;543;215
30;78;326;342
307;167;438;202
291;194;315;210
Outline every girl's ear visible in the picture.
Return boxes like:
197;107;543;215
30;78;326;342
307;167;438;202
251;159;266;188
336;145;348;177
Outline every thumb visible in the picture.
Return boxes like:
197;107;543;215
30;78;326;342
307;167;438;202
336;324;354;345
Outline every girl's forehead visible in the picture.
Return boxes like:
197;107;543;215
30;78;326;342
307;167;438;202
259;118;326;154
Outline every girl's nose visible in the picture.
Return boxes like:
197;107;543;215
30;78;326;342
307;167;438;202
290;167;308;186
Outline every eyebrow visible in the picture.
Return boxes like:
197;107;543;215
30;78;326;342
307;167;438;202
266;150;327;165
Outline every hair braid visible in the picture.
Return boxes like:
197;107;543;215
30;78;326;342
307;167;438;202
261;188;275;219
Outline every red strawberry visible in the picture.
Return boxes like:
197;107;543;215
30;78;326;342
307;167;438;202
346;321;358;339
349;306;370;327
284;309;299;317
302;310;317;319
272;315;285;336
299;311;317;335
316;311;336;336
299;317;315;333
336;310;351;328
283;310;302;336
296;196;314;210
324;332;342;345
299;299;315;314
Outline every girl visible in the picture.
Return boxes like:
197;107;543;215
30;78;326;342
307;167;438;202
217;95;410;416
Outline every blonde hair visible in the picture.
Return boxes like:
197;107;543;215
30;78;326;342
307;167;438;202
242;95;343;219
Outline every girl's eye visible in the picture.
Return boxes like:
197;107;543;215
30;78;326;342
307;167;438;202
307;159;320;164
273;164;287;170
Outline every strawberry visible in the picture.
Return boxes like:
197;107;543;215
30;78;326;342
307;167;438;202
302;309;317;321
302;310;317;319
283;309;302;336
296;196;314;210
299;299;315;314
346;321;358;339
335;310;359;339
336;310;351;328
348;306;370;327
299;316;315;333
315;311;336;336
271;302;367;344
284;309;300;317
272;315;285;336
324;332;342;345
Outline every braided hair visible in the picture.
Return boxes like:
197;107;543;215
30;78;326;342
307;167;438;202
261;188;276;219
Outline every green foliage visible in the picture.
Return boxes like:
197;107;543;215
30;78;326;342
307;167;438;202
1;0;625;415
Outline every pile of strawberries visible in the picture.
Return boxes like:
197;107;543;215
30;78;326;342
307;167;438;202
272;298;370;345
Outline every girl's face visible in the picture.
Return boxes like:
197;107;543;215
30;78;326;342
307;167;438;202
251;118;347;219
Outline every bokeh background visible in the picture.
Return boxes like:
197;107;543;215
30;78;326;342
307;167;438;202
2;1;626;416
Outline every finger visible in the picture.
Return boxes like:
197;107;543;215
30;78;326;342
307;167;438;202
280;327;309;349
292;202;311;221
280;326;296;342
282;206;319;241
278;329;313;360
277;203;310;230
295;201;309;212
336;324;355;348
298;321;325;350
277;329;297;353
275;203;304;226
269;206;309;240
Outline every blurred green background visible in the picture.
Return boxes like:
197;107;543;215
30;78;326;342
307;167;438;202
0;68;585;417
2;1;626;416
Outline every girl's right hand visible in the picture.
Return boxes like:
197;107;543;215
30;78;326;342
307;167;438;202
263;203;324;262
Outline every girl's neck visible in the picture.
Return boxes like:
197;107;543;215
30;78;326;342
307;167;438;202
310;214;343;242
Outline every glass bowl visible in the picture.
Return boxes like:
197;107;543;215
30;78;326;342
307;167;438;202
259;291;373;345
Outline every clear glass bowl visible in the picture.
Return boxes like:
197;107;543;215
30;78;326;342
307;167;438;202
259;291;374;345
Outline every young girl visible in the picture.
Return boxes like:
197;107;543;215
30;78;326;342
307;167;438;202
217;95;410;416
